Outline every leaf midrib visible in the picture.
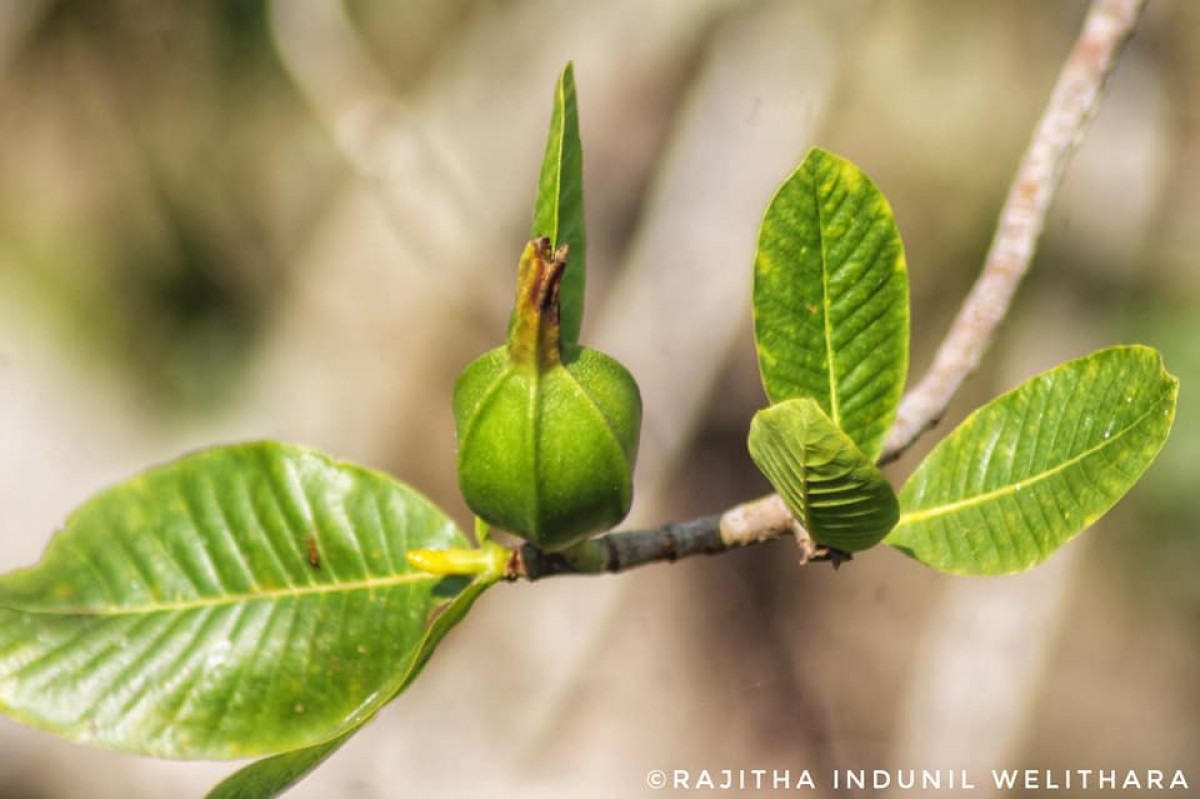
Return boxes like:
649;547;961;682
894;401;1161;528
0;571;441;618
548;75;566;244
811;161;842;429
535;67;568;254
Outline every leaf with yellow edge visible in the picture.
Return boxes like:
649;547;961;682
888;346;1178;575
753;147;908;460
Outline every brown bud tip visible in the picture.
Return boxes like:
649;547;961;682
510;237;569;368
531;244;567;315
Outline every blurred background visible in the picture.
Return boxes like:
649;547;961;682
0;1;1197;797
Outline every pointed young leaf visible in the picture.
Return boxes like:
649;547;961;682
748;398;899;552
206;576;493;799
753;147;908;459
531;62;586;346
0;443;476;759
887;346;1178;575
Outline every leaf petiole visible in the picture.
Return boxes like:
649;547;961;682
406;537;509;580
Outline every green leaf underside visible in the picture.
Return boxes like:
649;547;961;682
887;346;1178;575
206;576;493;799
748;398;899;552
753;147;908;460
207;732;348;799
0;442;471;759
531;61;586;346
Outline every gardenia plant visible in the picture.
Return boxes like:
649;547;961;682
0;53;1176;799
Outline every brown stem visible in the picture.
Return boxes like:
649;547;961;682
879;0;1148;464
509;515;724;580
508;495;846;580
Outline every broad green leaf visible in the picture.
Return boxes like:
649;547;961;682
0;442;473;759
753;147;908;460
206;575;493;799
887;346;1178;575
531;61;586;346
748;398;899;552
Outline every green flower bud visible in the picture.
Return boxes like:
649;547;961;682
453;237;641;551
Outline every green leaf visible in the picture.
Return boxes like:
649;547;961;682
206;732;350;799
206;575;493;799
0;442;477;759
531;61;586;346
753;147;908;460
748;398;900;552
887;346;1179;575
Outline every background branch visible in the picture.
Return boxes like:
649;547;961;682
515;0;1149;580
879;0;1149;463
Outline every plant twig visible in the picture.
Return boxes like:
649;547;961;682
510;495;843;580
879;0;1148;464
512;0;1147;580
510;515;723;580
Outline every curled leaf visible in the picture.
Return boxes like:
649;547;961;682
748;398;899;552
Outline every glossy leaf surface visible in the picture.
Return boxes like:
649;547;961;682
0;442;469;758
749;398;899;551
888;346;1178;575
206;576;493;799
753;147;908;459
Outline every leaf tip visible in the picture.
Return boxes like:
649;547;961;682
801;144;832;163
